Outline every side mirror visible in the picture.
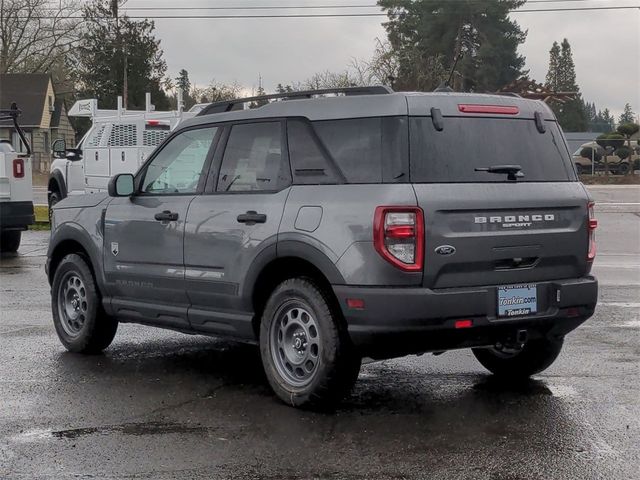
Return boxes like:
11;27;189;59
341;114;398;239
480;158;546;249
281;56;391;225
108;173;135;197
52;138;66;158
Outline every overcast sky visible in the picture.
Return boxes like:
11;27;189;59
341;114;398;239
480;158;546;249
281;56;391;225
123;0;640;119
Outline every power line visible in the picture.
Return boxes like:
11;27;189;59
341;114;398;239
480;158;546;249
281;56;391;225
25;4;640;19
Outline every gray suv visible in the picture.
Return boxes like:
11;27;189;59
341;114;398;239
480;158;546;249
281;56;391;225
47;87;598;408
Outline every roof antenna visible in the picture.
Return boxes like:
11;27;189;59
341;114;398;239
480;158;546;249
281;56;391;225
435;53;463;92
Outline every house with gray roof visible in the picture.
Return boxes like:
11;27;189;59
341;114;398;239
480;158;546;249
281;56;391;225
0;74;76;172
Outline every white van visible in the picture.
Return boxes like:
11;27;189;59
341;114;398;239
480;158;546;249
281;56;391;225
48;93;203;211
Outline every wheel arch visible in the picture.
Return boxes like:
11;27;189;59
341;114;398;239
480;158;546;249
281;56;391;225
246;241;346;337
48;170;67;200
48;225;101;287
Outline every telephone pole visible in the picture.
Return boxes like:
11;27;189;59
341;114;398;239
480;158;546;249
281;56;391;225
111;0;128;108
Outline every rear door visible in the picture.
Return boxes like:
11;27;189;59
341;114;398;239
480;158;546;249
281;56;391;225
184;121;290;338
103;126;219;328
408;99;589;292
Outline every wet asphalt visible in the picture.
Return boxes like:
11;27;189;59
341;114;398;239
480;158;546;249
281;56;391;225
1;186;638;479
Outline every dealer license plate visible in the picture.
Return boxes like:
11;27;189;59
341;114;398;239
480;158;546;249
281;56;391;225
497;284;537;317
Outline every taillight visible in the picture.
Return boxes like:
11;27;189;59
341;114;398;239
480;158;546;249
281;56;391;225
13;158;25;178
587;201;597;262
373;206;424;272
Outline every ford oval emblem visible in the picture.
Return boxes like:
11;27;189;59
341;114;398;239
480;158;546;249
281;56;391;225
435;245;456;256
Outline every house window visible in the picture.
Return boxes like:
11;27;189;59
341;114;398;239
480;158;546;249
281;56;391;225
48;96;53;110
43;132;50;153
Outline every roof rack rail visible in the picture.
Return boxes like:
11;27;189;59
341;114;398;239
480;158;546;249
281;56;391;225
197;85;394;116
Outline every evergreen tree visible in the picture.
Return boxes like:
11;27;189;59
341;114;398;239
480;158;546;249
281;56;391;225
545;42;561;91
558;39;578;90
175;69;194;108
544;38;587;132
378;0;527;92
602;109;615;131
619;103;636;124
70;0;169;110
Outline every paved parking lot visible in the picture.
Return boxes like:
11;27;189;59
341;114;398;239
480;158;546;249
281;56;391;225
1;186;638;479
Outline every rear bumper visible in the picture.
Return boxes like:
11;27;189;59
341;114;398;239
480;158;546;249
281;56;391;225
333;276;597;357
0;201;35;230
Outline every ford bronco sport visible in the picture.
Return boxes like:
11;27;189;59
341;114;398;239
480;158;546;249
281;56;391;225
47;87;598;408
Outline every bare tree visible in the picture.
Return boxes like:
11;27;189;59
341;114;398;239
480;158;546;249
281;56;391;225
0;0;81;74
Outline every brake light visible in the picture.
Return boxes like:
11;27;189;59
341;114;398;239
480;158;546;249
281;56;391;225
12;158;24;178
587;201;597;262
373;206;424;272
458;104;519;115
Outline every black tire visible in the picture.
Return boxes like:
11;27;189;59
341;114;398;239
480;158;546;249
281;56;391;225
259;277;361;409
0;230;21;253
48;191;61;223
472;337;564;379
51;253;118;354
574;163;583;175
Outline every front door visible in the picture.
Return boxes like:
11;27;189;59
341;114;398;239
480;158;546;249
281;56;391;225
103;126;219;329
184;121;291;338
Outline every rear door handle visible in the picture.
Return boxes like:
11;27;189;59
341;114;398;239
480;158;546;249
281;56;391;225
154;210;179;222
237;211;267;225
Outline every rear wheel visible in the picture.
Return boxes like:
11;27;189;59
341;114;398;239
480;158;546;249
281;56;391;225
0;230;21;253
574;163;583;175
260;278;361;408
472;337;564;379
51;253;118;354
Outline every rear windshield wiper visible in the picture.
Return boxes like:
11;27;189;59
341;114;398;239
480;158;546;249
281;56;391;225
475;164;524;181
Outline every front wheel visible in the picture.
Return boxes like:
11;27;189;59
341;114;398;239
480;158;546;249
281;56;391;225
260;278;361;408
472;337;564;379
51;253;118;354
0;230;21;253
48;191;61;223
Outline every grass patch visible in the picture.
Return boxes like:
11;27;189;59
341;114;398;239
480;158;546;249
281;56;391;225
29;205;50;231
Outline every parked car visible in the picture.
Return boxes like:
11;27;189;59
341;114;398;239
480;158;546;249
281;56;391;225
0;105;34;253
47;87;598;408
573;140;639;175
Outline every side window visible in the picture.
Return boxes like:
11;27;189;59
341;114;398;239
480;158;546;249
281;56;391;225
313;118;384;183
288;117;408;185
287;119;340;184
216;122;289;192
142;127;217;194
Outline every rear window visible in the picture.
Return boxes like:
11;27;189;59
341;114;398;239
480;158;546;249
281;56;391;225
410;117;575;183
287;117;408;184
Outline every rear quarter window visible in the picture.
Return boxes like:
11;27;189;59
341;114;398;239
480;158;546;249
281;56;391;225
410;117;575;183
288;117;408;184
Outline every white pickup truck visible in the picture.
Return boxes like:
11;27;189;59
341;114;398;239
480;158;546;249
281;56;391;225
0;104;34;253
48;94;203;212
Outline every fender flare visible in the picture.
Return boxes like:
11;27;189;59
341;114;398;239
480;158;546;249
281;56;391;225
48;170;67;199
48;222;104;288
240;238;346;308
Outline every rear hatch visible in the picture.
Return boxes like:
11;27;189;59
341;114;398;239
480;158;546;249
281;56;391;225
407;95;590;289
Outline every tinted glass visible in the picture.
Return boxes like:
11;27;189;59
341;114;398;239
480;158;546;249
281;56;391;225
217;122;289;192
287;120;340;184
410;117;574;183
288;117;408;184
142;127;217;194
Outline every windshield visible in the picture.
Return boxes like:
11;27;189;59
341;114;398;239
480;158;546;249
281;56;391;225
409;117;576;183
